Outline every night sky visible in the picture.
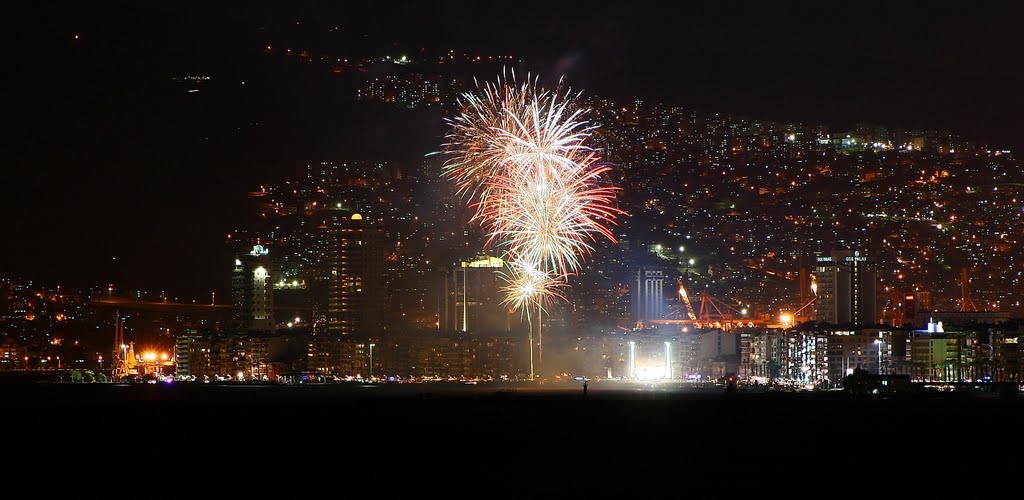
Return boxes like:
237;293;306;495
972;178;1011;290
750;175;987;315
7;1;1022;299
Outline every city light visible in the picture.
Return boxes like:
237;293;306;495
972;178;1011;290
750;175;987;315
779;314;793;327
634;366;669;381
4;8;1023;399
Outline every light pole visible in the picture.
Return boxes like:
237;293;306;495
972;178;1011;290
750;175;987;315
874;339;883;375
368;343;375;380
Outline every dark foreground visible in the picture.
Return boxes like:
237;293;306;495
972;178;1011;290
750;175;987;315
6;381;1021;492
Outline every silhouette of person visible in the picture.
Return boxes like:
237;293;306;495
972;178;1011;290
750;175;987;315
583;379;588;398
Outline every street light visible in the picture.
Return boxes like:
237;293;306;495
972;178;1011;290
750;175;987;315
779;314;793;328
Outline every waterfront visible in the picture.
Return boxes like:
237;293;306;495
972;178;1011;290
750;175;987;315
6;380;1021;492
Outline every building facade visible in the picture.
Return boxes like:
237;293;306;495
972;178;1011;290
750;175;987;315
328;213;386;336
633;268;667;324
441;255;511;334
232;244;275;332
815;250;877;326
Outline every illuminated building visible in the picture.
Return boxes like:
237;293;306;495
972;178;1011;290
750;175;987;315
741;329;828;385
173;330;304;381
563;329;743;381
917;310;1012;328
827;329;891;382
305;333;521;379
357;72;452;109
441;255;510;334
0;344;27;370
633;268;667;324
174;330;202;378
628;339;673;380
815;250;877;326
908;330;964;382
232;245;275;332
741;330;784;381
676;329;740;380
741;328;889;387
328;213;386;336
993;332;1022;382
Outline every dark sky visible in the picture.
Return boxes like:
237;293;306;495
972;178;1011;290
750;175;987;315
6;1;1023;299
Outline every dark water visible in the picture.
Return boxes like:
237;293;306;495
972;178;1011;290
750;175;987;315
7;381;1021;492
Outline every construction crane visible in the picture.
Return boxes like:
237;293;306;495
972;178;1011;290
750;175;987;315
792;296;818;323
678;282;697;321
697;293;743;322
111;312;138;379
652;287;768;331
960;267;979;312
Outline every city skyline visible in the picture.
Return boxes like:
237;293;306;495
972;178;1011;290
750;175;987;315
6;4;1024;485
6;2;1024;299
3;1;1023;380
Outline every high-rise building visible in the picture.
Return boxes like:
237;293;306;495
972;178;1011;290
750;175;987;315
440;255;510;334
815;250;877;326
232;244;274;332
174;330;202;379
633;268;667;324
328;213;386;336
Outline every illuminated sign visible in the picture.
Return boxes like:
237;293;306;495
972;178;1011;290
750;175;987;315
250;245;269;256
462;256;504;268
845;250;867;262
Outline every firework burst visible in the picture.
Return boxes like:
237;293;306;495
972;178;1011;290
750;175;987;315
443;71;623;313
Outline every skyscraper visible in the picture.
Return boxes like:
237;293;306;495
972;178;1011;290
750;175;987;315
328;213;386;336
633;268;667;324
441;255;510;334
232;244;274;332
815;250;877;326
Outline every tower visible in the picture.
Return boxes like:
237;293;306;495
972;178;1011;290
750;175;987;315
815;250;877;326
327;213;386;336
633;268;667;325
232;244;274;332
